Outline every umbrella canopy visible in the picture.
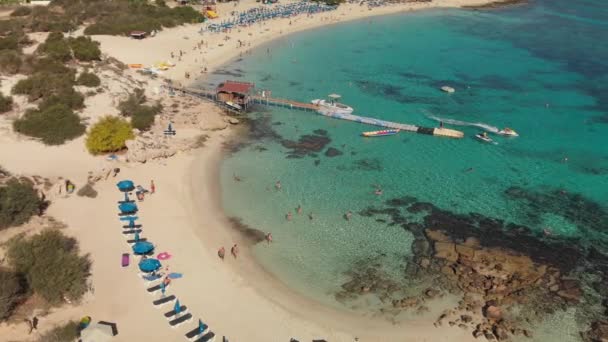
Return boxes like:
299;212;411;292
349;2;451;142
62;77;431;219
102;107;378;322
118;202;138;213
116;180;135;192
174;299;181;314
198;319;207;334
132;241;154;255
80;323;114;342
138;258;161;272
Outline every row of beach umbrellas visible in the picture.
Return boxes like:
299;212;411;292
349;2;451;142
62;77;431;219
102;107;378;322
116;180;209;338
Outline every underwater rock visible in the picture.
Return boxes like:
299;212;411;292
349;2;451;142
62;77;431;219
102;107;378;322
281;133;331;158
581;320;608;342
324;147;343;157
226;217;266;244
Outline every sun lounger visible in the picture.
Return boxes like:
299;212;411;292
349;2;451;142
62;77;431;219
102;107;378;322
122;229;142;235
185;323;208;339
118;200;135;204
123;224;142;229
194;332;215;342
126;238;147;244
164;306;188;318
147;283;170;293
153;295;176;306
169;313;192;327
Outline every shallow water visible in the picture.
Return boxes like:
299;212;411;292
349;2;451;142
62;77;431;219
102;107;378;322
199;0;608;338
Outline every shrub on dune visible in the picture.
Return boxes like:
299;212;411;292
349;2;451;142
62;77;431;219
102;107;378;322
76;72;101;87
0;178;41;230
0;93;13;114
13;104;85;145
0;269;23;321
7;229;91;304
86;116;134;154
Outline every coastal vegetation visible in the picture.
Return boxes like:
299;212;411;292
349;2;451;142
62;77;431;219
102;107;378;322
6;229;91;305
13;104;85;145
76;71;101;88
86;116;134;154
119;89;162;131
0;269;22;320
0;178;41;230
0;93;13;113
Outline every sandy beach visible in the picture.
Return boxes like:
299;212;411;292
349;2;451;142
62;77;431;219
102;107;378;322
0;0;506;340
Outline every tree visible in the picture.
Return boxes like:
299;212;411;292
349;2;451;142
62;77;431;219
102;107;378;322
0;93;13;114
13;104;85;145
86;116;134;154
36;32;71;62
131;104;161;131
0;178;41;230
0;269;23;321
7;230;91;304
68;36;101;61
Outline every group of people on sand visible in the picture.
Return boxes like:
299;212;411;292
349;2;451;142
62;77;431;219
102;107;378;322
217;244;239;260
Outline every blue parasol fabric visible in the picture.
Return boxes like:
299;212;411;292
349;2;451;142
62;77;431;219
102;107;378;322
138;258;161;272
132;241;154;255
174;299;181;314
117;180;135;192
168;273;182;279
119;216;139;222
198;319;207;334
118;202;138;213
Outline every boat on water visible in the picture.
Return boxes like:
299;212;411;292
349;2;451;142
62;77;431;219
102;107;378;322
441;86;455;93
362;129;399;137
475;132;493;143
311;94;354;115
497;127;519;137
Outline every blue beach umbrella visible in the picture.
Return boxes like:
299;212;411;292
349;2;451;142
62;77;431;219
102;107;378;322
138;258;161;273
174;299;181;314
117;180;135;192
118;202;138;214
198;319;207;334
160;281;166;296
132;241;154;255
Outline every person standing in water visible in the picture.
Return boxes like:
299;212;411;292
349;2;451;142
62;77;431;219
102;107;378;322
231;244;239;258
266;233;273;244
275;180;282;190
297;205;302;215
286;212;293;221
345;211;353;221
218;247;225;260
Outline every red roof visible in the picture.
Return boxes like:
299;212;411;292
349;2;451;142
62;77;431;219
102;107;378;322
217;81;254;94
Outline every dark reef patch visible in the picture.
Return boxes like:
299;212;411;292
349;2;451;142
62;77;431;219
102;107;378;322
354;80;439;105
212;69;244;78
324;147;343;158
227;216;266;244
280;132;331;158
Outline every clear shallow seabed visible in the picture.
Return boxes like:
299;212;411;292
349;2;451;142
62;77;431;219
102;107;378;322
198;0;608;339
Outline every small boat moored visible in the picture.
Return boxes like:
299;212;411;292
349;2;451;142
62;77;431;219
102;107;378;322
497;127;519;137
441;86;455;93
362;129;400;137
475;132;493;143
225;101;242;111
311;94;354;115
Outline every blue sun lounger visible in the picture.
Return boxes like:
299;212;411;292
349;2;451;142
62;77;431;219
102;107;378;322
165;306;188;318
185;323;208;339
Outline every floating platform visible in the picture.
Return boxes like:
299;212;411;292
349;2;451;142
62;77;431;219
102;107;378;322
175;86;464;139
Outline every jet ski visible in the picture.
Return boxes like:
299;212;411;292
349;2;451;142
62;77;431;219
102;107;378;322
475;133;493;143
497;127;519;137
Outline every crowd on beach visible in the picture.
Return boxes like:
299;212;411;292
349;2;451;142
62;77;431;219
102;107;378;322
201;1;338;33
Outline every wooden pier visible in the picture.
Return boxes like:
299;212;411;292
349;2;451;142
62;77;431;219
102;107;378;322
176;86;464;139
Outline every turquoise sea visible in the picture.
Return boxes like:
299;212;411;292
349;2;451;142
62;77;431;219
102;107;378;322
199;0;608;339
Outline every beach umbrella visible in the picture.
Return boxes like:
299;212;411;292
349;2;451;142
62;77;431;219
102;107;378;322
117;180;135;192
134;231;140;242
132;241;155;255
161;281;166;296
198;319;206;334
174;299;181;314
118;202;138;214
138;258;162;273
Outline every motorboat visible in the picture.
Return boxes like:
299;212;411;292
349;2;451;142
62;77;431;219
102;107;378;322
225;101;242;111
475;133;493;143
362;129;399;137
441;86;455;93
311;94;354;115
497;127;519;137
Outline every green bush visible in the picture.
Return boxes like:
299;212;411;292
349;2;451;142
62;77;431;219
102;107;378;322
31;57;73;75
131;104;161;131
0;34;19;51
37;32;71;62
76;72;101;87
11;6;32;17
85;116;133;154
0;178;41;229
13;104;85;145
118;88;146;116
12;72;76;102
68;36;101;61
0;50;23;74
0;269;24;321
7;230;91;304
36;321;79;342
0;93;13;114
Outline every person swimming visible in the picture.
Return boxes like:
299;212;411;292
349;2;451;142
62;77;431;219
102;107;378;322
286;212;293;221
374;188;383;196
297;205;302;214
345;211;352;221
275;180;282;190
308;212;314;220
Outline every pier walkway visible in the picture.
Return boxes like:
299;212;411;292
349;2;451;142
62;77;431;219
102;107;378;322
176;87;464;139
